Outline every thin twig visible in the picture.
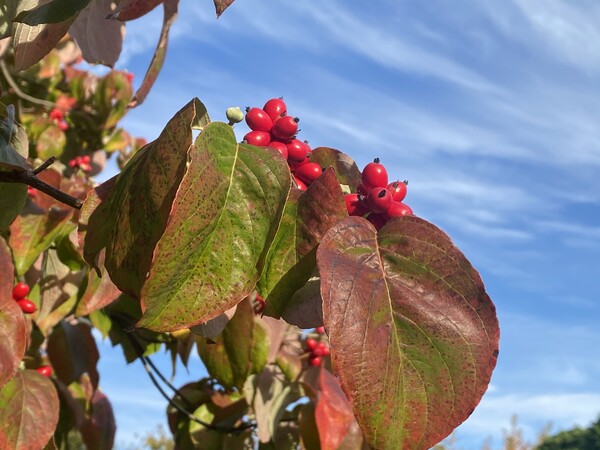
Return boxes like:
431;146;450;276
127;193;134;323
0;158;83;209
0;60;56;109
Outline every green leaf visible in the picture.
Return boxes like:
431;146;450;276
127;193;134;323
0;238;27;389
12;0;74;71
0;104;30;170
47;321;100;390
317;216;500;449
0;370;59;449
260;168;347;322
13;0;90;25
36;122;66;159
310;147;361;189
197;299;263;390
9;208;75;276
189;405;223;449
0;182;27;233
138;122;290;331
75;266;121;317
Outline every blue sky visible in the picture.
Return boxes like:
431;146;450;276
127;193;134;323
92;0;600;448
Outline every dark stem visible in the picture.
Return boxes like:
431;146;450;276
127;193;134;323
0;158;83;209
118;320;256;434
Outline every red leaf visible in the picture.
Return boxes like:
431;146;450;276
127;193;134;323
108;0;165;21
213;0;235;17
0;370;59;449
316;369;355;450
317;216;500;449
0;239;27;389
79;390;116;450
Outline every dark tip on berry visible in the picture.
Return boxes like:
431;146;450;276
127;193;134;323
242;139;248;144
245;106;250;112
294;117;300;123
377;189;387;198
403;180;409;185
279;96;284;100
373;157;381;163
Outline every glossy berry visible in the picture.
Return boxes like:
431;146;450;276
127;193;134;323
49;108;64;121
386;202;413;218
263;98;287;121
271;116;299;141
126;72;134;83
312;345;325;357
286;139;309;163
269;141;288;159
317;342;330;357
367;213;387;231
362;158;388;190
36;366;53;377
316;326;325;334
245;107;273;132
367;187;392;214
309;355;322;367
12;282;30;300
306;338;318;350
344;193;369;216
295;163;322;185
17;299;36;314
27;187;37;197
294;176;307;191
387;181;408;202
243;130;271;146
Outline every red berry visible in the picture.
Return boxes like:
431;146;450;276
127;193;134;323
36;366;52;377
362;158;388;190
294;176;307;191
57;120;69;131
386;202;413;218
367;213;387;231
295;162;322;185
317;342;330;357
49;108;64;121
12;282;30;300
243;130;271;146
367;187;392;214
387;181;407;202
344;193;368;216
126;72;134;83
80;155;91;164
79;163;92;173
356;184;368;195
263;98;287;121
17;299;36;314
252;294;265;315
316;326;325;334
271;116;299;141
27;187;37;197
245;107;273;132
309;355;322;367
268;141;288;159
306;338;318;350
286;139;309;163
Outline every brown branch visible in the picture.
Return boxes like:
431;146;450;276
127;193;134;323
0;157;83;209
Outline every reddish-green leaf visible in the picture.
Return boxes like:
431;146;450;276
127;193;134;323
310;147;361;189
0;182;26;234
47;321;100;390
13;0;90;25
75;266;121;317
138;122;290;331
316;369;355;450
128;0;178;108
260;168;347;323
9;207;75;276
79;390;116;450
108;0;164;21
0;370;59;449
36;249;84;335
0;239;26;389
317;216;500;449
213;0;234;17
69;0;124;67
83;99;204;296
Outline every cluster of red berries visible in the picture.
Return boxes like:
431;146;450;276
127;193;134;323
11;282;36;314
243;98;321;191
68;155;91;173
304;327;329;367
345;158;413;229
251;293;265;315
49;108;69;131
